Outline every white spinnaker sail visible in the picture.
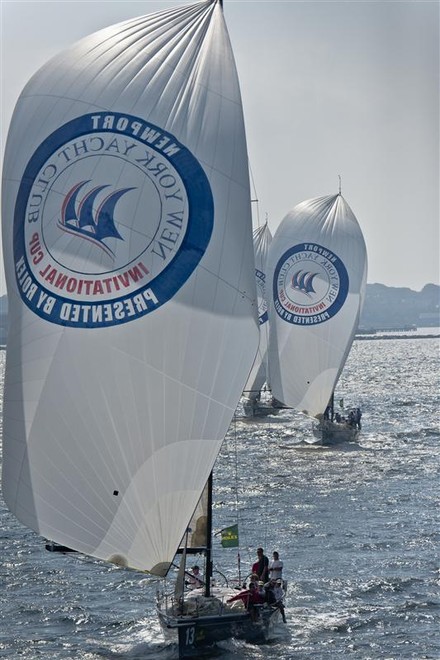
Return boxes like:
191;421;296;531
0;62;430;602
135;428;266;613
267;194;367;418
1;0;258;576
243;223;272;401
179;480;209;551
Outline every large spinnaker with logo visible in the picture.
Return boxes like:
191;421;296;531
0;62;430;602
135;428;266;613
1;0;258;576
267;194;367;418
243;222;272;401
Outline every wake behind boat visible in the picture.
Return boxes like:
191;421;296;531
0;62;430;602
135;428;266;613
0;0;287;657
267;190;368;445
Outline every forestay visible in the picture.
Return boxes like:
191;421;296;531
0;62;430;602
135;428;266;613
267;194;367;417
1;0;258;575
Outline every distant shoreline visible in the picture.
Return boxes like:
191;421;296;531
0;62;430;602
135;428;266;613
355;333;440;341
1;333;439;351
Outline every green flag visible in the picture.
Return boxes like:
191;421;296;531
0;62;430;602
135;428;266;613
220;524;239;548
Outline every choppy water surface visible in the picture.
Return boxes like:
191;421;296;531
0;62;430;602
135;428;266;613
0;333;439;659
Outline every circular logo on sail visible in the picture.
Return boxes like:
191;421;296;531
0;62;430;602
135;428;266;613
273;243;349;325
13;112;213;328
255;269;268;325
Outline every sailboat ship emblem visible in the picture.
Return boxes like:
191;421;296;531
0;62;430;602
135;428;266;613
291;269;317;296
58;180;133;258
273;242;349;325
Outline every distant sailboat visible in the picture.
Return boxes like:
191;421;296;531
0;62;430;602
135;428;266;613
242;222;280;417
1;1;284;656
267;191;367;443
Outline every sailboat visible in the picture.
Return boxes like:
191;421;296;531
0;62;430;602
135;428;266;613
267;190;368;444
242;222;280;417
155;476;284;656
1;1;284;656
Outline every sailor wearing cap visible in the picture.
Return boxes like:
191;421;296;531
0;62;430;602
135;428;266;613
187;565;203;589
257;580;266;598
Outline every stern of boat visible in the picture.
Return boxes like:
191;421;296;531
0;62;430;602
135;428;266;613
156;586;280;657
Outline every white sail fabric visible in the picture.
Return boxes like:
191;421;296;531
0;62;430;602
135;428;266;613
1;0;258;576
267;194;367;418
180;480;209;551
243;223;272;401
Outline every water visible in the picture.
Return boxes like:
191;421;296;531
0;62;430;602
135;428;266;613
0;333;439;659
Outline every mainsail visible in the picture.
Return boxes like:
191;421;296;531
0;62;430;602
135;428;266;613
1;0;258;576
243;223;272;401
267;194;367;418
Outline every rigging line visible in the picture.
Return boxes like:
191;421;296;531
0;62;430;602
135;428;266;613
248;161;261;228
262;476;270;554
225;414;241;537
232;411;250;580
232;413;241;584
232;413;240;523
260;419;273;554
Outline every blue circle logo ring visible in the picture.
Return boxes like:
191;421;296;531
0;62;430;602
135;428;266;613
14;112;214;328
273;243;349;325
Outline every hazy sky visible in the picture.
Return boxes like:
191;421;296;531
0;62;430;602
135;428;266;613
1;0;439;295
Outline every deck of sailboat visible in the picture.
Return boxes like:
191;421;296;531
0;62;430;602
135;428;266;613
156;585;282;657
313;418;360;445
242;397;281;418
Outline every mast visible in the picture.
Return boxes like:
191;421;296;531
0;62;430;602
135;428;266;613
204;472;214;597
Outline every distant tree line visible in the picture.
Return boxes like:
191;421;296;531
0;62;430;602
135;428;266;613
359;283;440;331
